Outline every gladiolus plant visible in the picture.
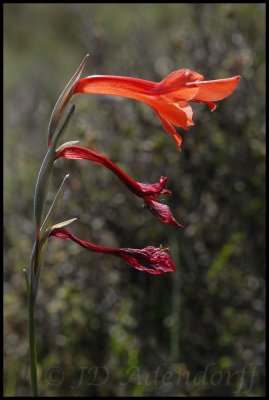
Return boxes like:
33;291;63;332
25;54;240;396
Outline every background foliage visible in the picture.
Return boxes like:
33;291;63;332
4;3;265;396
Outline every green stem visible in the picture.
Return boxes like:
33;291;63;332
28;295;38;396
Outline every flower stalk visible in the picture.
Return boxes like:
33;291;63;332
26;104;78;397
28;295;38;397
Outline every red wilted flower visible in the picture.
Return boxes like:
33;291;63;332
56;145;170;197
50;227;176;274
55;145;182;227
74;70;241;149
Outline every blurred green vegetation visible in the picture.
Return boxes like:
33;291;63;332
4;3;265;396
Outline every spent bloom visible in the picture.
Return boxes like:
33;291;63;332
55;144;181;227
50;227;176;275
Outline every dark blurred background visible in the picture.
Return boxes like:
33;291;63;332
4;3;265;397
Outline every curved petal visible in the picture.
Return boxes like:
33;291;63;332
153;108;183;150
151;69;202;100
177;101;194;125
144;196;183;227
190;75;241;102
138;176;172;196
154;101;193;129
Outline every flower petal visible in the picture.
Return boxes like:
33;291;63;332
154;101;192;130
153;108;183;150
138;176;172;196
49;228;176;274
152;69;202;100
143;196;183;228
158;69;204;87
177;101;194;125
190;75;241;102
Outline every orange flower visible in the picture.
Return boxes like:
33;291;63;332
74;69;241;149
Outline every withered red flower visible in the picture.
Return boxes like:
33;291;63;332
50;227;176;274
74;69;241;149
56;145;170;197
56;145;182;227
